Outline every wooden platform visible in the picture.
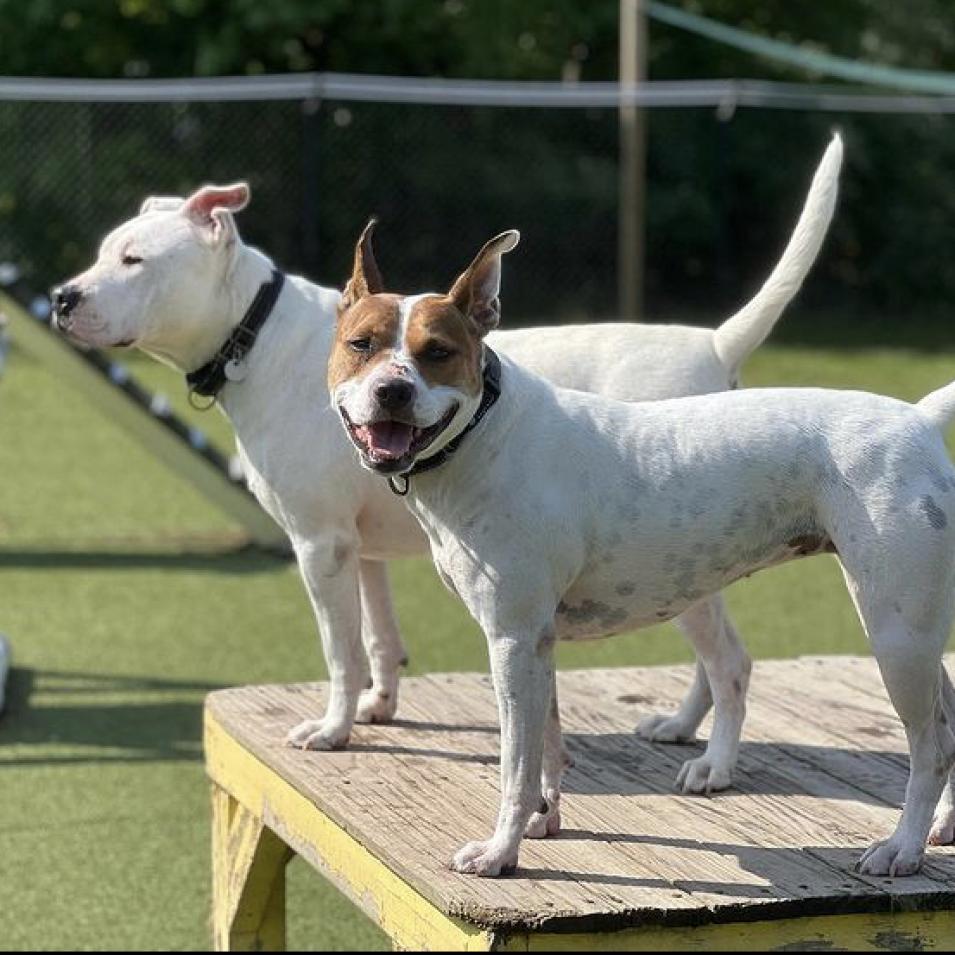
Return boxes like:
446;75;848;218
204;656;955;950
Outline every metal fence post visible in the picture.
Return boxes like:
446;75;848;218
302;96;321;277
618;0;647;321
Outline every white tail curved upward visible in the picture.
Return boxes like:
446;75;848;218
918;381;955;432
713;133;843;375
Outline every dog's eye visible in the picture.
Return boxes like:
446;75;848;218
348;337;373;354
122;254;144;267
422;343;454;361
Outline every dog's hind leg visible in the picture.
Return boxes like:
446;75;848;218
355;559;408;724
928;667;955;845
849;586;955;875
821;479;955;875
636;594;750;794
859;644;955;875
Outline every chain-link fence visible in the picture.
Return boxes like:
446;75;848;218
3;75;955;329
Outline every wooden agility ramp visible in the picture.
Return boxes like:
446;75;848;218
0;280;287;552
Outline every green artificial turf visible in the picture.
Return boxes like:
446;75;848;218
2;329;955;950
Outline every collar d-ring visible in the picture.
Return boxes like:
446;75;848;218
187;389;218;412
388;474;410;496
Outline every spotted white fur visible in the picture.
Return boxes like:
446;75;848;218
332;135;955;881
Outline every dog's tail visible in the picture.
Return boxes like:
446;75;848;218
917;382;955;432
713;133;843;377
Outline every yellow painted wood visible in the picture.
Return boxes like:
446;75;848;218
205;712;494;952
211;782;291;951
500;909;955;951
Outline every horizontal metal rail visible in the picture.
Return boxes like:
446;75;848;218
2;73;955;113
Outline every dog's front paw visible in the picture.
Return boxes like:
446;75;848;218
929;808;955;845
449;840;518;877
285;718;350;751
676;755;732;795
857;838;924;877
635;712;697;744
355;687;398;724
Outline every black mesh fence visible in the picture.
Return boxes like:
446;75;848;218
3;83;955;330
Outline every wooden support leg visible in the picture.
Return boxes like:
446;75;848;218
212;783;292;951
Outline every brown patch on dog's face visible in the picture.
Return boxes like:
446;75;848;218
329;293;484;398
403;296;483;396
328;293;402;394
329;223;520;474
329;292;485;474
330;223;518;398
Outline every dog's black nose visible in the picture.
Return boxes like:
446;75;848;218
375;378;414;410
51;284;81;320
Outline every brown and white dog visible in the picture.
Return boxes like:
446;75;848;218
328;137;955;880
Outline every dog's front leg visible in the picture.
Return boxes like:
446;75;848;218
286;534;365;750
525;672;567;839
450;625;555;877
355;558;407;724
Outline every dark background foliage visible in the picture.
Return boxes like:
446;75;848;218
1;1;954;328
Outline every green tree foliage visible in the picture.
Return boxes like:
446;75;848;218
0;0;616;79
2;1;955;82
2;2;955;321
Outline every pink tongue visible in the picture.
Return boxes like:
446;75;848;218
364;421;414;458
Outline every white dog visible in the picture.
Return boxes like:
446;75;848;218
51;140;837;771
328;138;955;880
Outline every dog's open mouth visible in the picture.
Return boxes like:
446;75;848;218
341;404;459;473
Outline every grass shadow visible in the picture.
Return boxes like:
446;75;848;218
0;666;227;766
0;545;291;573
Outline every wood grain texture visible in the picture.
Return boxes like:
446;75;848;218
204;656;955;935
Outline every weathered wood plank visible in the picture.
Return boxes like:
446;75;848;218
204;657;955;938
208;683;707;929
539;668;955;907
569;663;955;894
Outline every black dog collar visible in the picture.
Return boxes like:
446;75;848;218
388;347;502;496
186;269;285;403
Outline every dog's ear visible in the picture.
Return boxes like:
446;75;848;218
448;230;520;335
181;183;250;245
341;218;384;310
139;195;185;215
